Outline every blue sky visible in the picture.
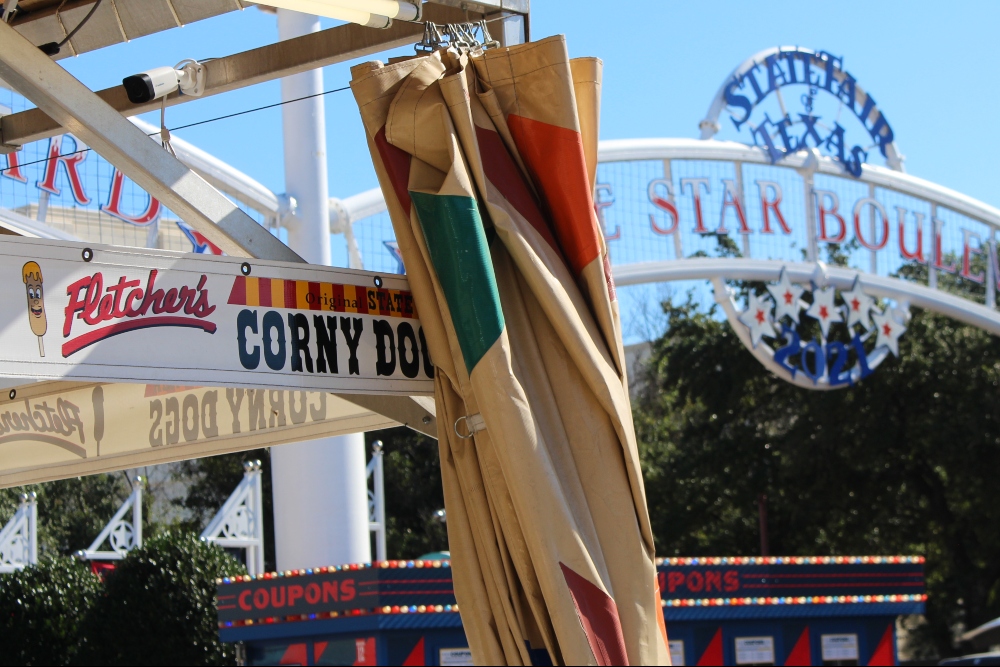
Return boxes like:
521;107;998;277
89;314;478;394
57;1;1000;209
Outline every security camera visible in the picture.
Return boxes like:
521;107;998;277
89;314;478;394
122;59;205;104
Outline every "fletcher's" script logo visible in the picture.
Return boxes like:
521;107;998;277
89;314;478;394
63;269;217;357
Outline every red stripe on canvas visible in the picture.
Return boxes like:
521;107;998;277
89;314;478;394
559;563;629;666
374;126;412;215
475;124;558;250
507;115;603;277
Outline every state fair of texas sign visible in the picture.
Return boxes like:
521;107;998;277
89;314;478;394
720;267;908;389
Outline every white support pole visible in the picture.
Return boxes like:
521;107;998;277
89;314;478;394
368;440;387;562
133;480;143;550
271;435;370;569
270;9;371;572
252;464;265;574
279;9;333;267
28;493;37;566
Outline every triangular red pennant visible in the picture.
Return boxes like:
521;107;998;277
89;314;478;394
697;628;724;666
784;627;811;666
867;625;895;666
279;643;307;665
402;637;425;666
313;642;328;662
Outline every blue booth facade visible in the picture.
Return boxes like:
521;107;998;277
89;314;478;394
216;555;925;666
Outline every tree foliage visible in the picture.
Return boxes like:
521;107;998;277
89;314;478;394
367;427;448;559
172;448;276;572
167;429;448;568
0;474;131;558
0;557;102;665
634;280;1000;658
0;532;243;666
75;531;246;666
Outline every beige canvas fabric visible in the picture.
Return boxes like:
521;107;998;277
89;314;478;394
351;36;669;666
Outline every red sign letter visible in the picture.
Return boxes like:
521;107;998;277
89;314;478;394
595;183;619;241
815;189;847;243
648;177;680;236
757;180;791;234
36;135;90;205
2;151;27;183
101;168;161;226
933;218;957;274
897;207;925;262
681;177;711;234
853;197;889;251
719;178;750;234
961;228;985;283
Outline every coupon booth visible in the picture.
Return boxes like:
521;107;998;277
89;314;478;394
215;555;925;666
657;556;925;666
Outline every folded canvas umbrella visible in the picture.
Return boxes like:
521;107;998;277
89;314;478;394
351;35;670;666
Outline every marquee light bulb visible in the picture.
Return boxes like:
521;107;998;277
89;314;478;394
250;0;418;27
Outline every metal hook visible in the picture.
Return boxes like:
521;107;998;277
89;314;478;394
416;21;445;54
477;20;500;50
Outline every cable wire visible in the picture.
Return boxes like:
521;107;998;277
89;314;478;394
39;0;104;56
58;0;104;48
0;84;353;174
169;85;351;133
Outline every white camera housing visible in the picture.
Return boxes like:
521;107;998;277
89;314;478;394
122;60;205;104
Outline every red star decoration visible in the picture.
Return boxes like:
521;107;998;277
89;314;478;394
783;291;793;304
819;305;829;319
851;298;860;311
755;309;765;324
883;323;892;336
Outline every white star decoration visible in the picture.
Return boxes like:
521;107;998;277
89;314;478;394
840;279;875;330
738;291;776;348
805;286;843;338
871;309;907;357
766;270;806;324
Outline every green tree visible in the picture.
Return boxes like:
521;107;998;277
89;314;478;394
172;448;276;572
634;278;1000;659
0;474;133;558
366;427;447;559
169;427;448;569
75;531;245;666
0;557;102;665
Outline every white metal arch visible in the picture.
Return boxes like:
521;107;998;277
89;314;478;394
334;137;1000;335
597;138;1000;229
330;138;1000;234
616;257;1000;389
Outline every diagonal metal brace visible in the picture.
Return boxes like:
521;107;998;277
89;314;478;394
0;21;436;436
0;19;301;262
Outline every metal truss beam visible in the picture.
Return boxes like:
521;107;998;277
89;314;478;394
0;9;451;439
0;20;301;261
0;2;479;149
